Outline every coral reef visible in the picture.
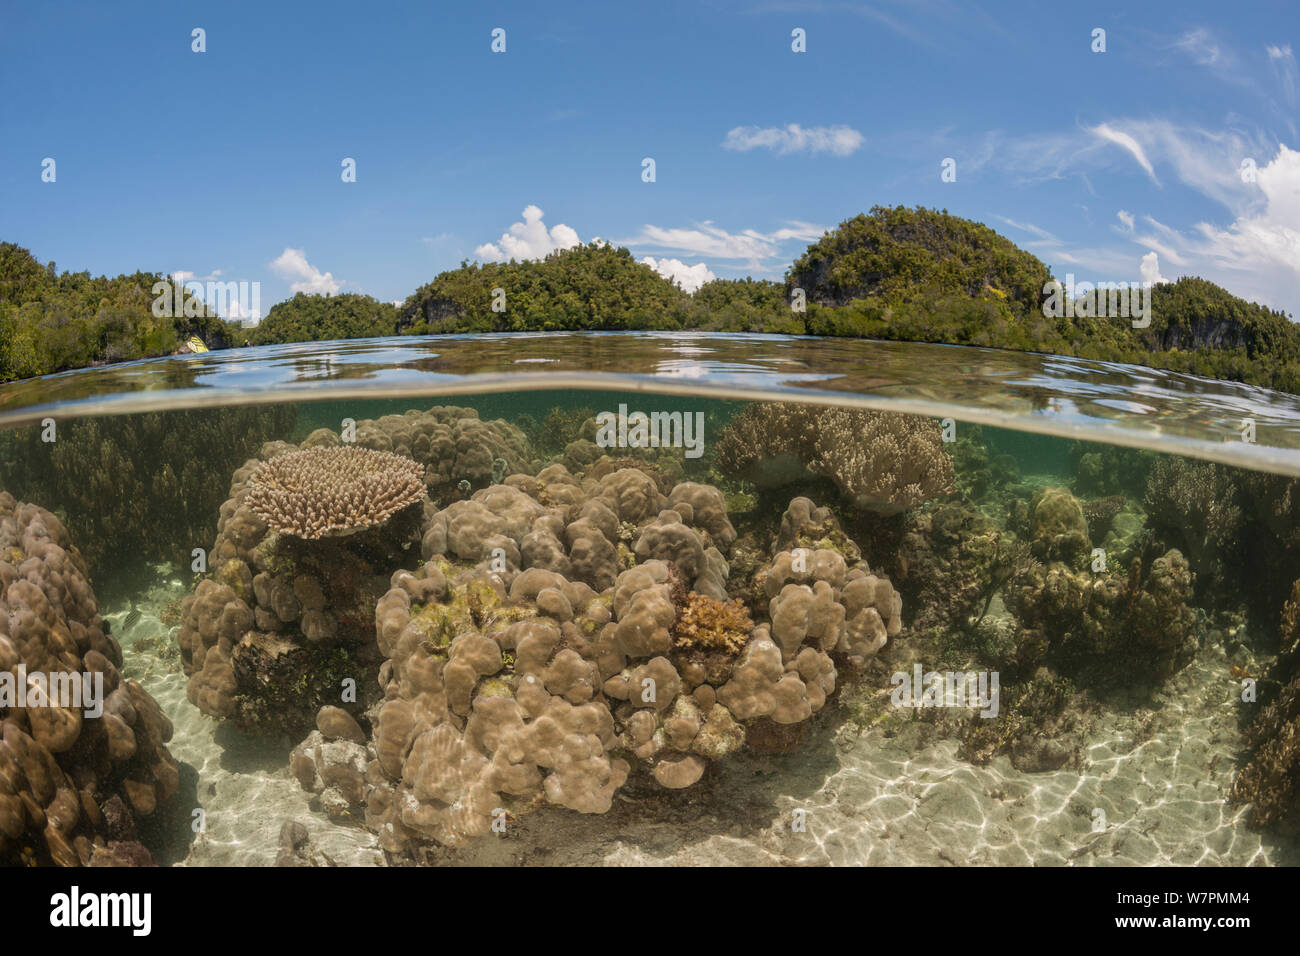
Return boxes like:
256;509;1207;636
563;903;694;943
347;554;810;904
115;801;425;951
1144;459;1300;624
178;454;424;736
1005;539;1199;684
304;405;537;501
1027;486;1092;566
0;406;295;584
1229;580;1300;833
0;493;178;865
897;500;1031;644
288;477;902;854
950;425;1019;503
176;405;544;736
715;403;954;514
1144;458;1242;600
1069;443;1152;499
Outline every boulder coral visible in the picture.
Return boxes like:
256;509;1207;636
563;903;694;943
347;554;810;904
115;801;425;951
178;405;542;735
178;447;426;735
303;405;537;500
0;493;178;866
289;476;903;855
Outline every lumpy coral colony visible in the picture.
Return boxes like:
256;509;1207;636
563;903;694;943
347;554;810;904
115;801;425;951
172;403;1300;850
10;399;1289;863
0;494;178;866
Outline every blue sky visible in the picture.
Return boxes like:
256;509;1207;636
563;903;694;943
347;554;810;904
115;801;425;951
1;0;1297;319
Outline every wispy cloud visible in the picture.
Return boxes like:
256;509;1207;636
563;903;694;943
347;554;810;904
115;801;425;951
1171;27;1229;68
1268;43;1298;106
723;123;864;156
626;219;825;272
1089;124;1160;184
1002;138;1300;311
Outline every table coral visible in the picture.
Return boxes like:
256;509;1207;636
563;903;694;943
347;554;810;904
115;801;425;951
247;446;426;540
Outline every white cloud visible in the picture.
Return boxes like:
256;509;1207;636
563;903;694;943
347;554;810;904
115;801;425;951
269;248;342;295
1140;251;1168;285
1099;145;1299;310
1090;123;1160;183
723;124;864;157
1116;210;1135;233
640;257;716;293
474;205;580;261
627;220;824;272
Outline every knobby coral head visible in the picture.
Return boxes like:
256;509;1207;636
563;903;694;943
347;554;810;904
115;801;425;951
247;446;426;539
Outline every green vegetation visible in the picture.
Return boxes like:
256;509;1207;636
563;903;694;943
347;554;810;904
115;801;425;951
0;242;243;381
3;207;1296;393
400;243;692;333
249;292;400;345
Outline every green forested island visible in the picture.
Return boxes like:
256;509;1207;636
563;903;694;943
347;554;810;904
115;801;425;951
3;206;1297;393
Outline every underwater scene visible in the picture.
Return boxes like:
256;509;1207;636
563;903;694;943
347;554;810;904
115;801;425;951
2;335;1299;869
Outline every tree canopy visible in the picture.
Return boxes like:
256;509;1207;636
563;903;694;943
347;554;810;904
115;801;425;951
0;243;242;381
3;208;1297;394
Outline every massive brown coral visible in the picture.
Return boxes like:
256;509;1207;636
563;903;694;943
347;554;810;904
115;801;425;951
247;446;426;539
288;476;902;856
180;443;426;734
302;405;537;499
716;403;954;514
0;493;178;866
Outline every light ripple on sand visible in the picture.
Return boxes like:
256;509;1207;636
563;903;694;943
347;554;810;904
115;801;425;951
109;577;1299;867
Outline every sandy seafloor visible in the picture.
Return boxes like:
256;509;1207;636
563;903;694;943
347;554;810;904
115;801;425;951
105;568;1300;868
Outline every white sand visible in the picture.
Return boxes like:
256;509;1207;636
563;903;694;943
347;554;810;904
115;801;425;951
107;572;1299;867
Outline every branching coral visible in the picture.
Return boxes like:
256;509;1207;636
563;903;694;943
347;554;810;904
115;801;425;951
1004;548;1198;683
812;408;955;514
247;447;426;539
1230;579;1300;833
715;402;953;513
1144;458;1242;596
0;406;295;583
